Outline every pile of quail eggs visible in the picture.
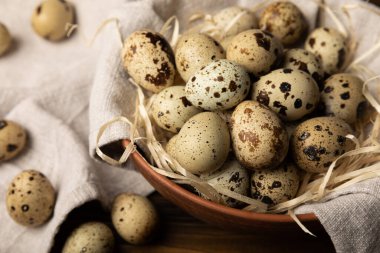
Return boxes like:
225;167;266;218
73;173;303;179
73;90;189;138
123;1;368;208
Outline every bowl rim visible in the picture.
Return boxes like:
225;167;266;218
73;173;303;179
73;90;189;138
128;142;318;223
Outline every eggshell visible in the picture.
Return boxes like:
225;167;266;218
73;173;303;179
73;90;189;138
185;59;251;111
169;112;230;174
6;170;56;227
259;1;306;46
152;86;202;133
282;48;324;88
0;120;27;162
202;157;250;208
220;36;234;51
0;23;12;56
252;68;320;121
122;30;176;93
31;0;75;41
320;73;367;124
291;117;355;173
231;101;289;170
251;162;300;206
62;222;115;253
305;27;347;75
111;193;159;245
165;134;178;156
213;6;258;37
175;33;225;82
226;29;283;76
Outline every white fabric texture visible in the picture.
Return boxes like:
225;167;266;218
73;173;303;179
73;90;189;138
0;0;379;253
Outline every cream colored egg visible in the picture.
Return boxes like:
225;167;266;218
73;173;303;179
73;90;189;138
31;0;75;41
259;1;306;46
291;117;355;173
227;29;283;76
305;27;347;75
252;68;320;121
282;48;324;87
185;59;250;111
202;157;250;208
122;30;176;93
6;170;56;227
320;73;366;124
170;112;230;174
175;33;225;82
213;6;258;38
0;120;27;162
111;193;158;245
251;162;300;205
62;222;115;253
0;23;12;56
152;86;202;133
231;101;289;170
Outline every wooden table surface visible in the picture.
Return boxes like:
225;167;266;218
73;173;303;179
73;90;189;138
51;1;380;252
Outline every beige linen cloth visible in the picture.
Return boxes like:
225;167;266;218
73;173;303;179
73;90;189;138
1;0;379;252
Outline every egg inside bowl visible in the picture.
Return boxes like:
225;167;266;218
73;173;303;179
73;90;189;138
122;139;325;234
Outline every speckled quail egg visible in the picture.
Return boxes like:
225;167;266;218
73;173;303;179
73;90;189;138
252;68;320;121
231;101;289;170
305;27;347;76
227;29;283;76
111;193;159;245
282;48;324;88
259;1;306;46
320;73;367;124
122;30;176;93
62;222;115;253
6;170;56;227
152;86;202;133
0;23;12;56
251;162;300;206
185;59;250;111
213;6;258;38
291;117;355;173
175;33;225;82
0;120;27;162
167;112;230;174
31;0;75;41
201;157;250;208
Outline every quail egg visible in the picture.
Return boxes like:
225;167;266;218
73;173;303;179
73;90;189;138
62;222;115;253
291;116;355;173
122;30;176;93
259;1;307;46
202;157;250;208
6;170;56;227
213;6;258;38
152;86;202;133
282;48;324;88
227;29;283;76
0;120;27;162
305;27;347;76
251;162;300;206
185;59;250;111
252;68;320;121
111;193;159;245
167;112;230;174
175;33;225;82
231;101;289;170
31;0;75;41
320;73;367;124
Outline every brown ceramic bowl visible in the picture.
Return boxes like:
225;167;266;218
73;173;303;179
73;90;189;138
122;140;325;235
